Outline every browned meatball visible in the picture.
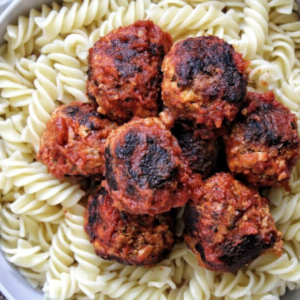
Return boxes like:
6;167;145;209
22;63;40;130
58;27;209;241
171;120;220;179
85;186;175;266
162;36;248;139
103;117;201;215
38;102;118;179
184;173;282;273
87;20;172;122
225;91;300;189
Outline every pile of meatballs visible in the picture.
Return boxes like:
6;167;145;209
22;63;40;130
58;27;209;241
38;20;300;272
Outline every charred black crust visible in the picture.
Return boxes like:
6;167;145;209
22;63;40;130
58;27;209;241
115;131;141;159
105;147;118;191
86;194;101;242
114;131;177;190
63;105;80;117
87;67;92;78
192;232;276;272
174;36;247;105
99;35;166;81
183;202;200;238
219;234;275;271
195;242;211;267
172;121;219;178
87;92;97;106
242;102;298;148
95;186;108;200
62;103;104;130
140;137;177;189
126;184;135;195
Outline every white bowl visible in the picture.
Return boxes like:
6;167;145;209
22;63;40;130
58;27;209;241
1;1;300;299
0;2;53;299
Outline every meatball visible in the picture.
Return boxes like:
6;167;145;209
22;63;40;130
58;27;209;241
87;20;172;122
162;36;248;139
38;102;118;179
184;173;282;272
103;117;200;215
225;91;300;189
85;187;175;266
171;120;220;178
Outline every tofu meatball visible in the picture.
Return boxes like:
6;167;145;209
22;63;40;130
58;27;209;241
225;92;300;189
162;36;248;139
103;117;200;215
87;20;172;122
38;102;118;179
85;187;175;266
171;120;220;179
184;173;282;273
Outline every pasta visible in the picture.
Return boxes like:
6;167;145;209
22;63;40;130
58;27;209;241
42;39;89;103
0;203;51;287
43;222;78;300
0;0;300;299
0;151;85;207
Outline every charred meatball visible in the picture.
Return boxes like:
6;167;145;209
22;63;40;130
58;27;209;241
38;102;118;179
162;36;248;139
225;92;300;189
87;20;172;122
184;173;282;272
172;120;220;179
85;187;175;266
103;117;200;215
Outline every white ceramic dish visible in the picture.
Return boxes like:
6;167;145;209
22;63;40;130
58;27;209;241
1;0;300;299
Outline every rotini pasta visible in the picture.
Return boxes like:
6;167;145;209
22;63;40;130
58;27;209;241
0;203;50;286
0;151;85;207
42;39;89;103
23;55;58;151
43;222;78;300
35;0;111;46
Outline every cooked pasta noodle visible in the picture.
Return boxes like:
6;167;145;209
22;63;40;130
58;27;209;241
1;0;300;299
35;0;112;46
43;222;78;300
0;203;51;286
0;152;85;207
42;39;89;103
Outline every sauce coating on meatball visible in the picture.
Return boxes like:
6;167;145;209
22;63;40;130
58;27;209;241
225;91;300;189
184;173;282;272
162;36;248;139
87;20;172;122
103;117;200;215
84;186;175;266
38;102;118;179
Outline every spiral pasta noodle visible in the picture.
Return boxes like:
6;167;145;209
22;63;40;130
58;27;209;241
146;2;239;41
42;39;89;103
35;0;111;46
0;204;50;284
0;59;34;110
11;193;64;224
23;55;58;150
0;151;85;207
98;0;152;37
269;0;294;14
43;222;78;300
269;23;298;81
